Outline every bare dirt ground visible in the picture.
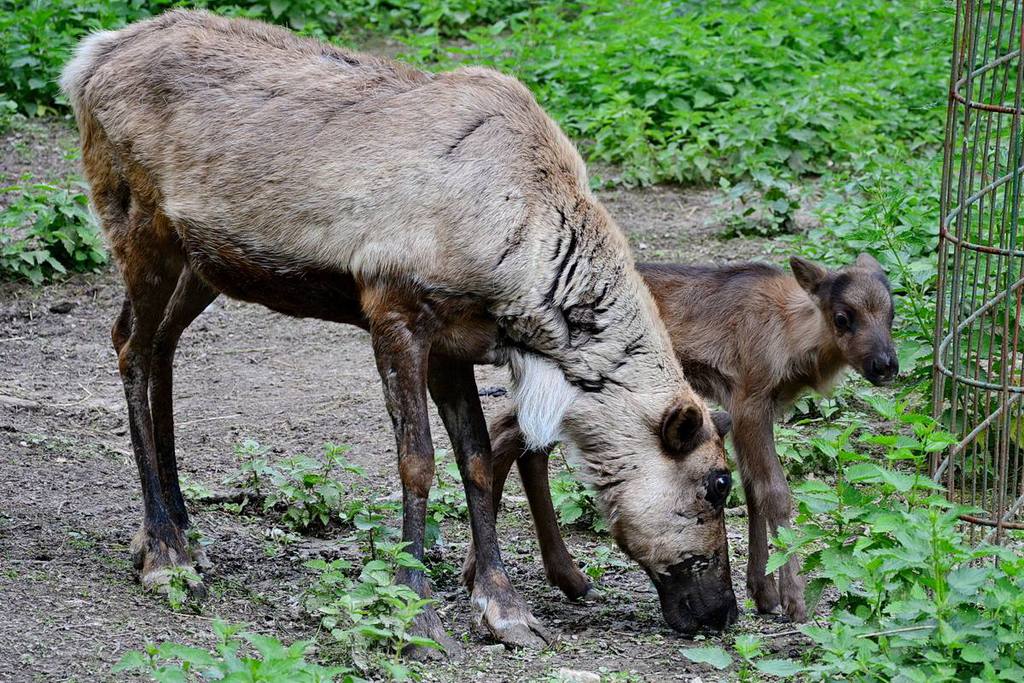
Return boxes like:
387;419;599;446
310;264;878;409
1;120;810;682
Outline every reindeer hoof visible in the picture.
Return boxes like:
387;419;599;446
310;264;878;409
130;526;207;600
780;579;807;622
577;586;603;603
403;605;462;661
472;583;551;649
747;576;781;615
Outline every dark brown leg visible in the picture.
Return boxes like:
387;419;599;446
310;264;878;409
732;396;806;621
429;359;549;648
150;268;218;567
757;448;806;621
743;482;779;614
112;296;133;354
461;410;523;590
364;290;459;658
114;217;196;593
517;449;599;601
465;411;598;602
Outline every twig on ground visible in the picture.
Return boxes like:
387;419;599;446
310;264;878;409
179;414;242;427
214;347;274;355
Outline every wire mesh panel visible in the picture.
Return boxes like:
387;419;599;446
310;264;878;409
933;0;1024;542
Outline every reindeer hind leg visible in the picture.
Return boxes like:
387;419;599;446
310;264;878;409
150;266;219;569
112;208;199;595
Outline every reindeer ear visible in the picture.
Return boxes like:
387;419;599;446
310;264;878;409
855;252;883;273
661;402;705;456
711;410;732;438
790;256;828;295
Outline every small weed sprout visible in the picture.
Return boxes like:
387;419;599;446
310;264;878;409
425;448;467;548
583;544;629;582
305;543;439;680
230;438;273;499
163;565;202;613
549;447;606;534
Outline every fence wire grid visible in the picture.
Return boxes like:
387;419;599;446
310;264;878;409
934;0;1024;541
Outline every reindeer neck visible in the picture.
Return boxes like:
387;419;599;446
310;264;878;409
780;284;847;396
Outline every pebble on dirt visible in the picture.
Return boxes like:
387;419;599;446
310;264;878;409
49;301;75;314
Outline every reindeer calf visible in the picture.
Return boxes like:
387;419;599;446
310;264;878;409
62;9;738;652
469;254;897;622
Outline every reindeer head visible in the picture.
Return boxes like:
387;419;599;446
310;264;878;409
562;391;739;634
790;253;898;386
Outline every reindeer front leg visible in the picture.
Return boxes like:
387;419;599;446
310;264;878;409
428;356;550;649
731;394;806;622
365;292;460;659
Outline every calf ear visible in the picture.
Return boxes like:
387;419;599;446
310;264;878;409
711;410;732;438
855;252;884;273
661;402;705;456
790;256;829;295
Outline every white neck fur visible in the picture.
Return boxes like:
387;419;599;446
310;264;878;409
509;351;579;449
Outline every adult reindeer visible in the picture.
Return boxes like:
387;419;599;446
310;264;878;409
62;10;737;652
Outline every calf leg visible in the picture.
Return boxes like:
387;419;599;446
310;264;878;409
429;359;549;648
464;411;598;602
364;289;459;658
756;448;806;621
732;396;805;621
518;448;598;601
150;268;218;567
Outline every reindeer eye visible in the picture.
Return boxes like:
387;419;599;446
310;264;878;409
706;471;732;507
714;474;731;497
834;311;851;331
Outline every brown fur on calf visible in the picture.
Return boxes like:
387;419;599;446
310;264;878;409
472;255;896;622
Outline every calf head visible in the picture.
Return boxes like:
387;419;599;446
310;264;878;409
566;395;738;634
790;253;898;385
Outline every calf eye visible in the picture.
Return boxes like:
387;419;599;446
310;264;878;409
834;311;851;332
706;471;732;507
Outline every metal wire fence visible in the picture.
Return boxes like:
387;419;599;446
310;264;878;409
933;0;1024;542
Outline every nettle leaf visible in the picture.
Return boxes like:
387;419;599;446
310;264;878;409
681;646;732;669
693;90;715;108
559;501;584;524
112;651;148;672
805;576;829;614
755;658;804;677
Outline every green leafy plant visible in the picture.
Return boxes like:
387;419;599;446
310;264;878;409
305;543;439;681
582;544;629;582
113;619;350;682
403;0;948;226
770;401;1024;681
227;440;364;532
0;179;107;283
681;635;801;680
549;453;606;534
425;448;466;548
163;565;203;612
264;442;363;532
